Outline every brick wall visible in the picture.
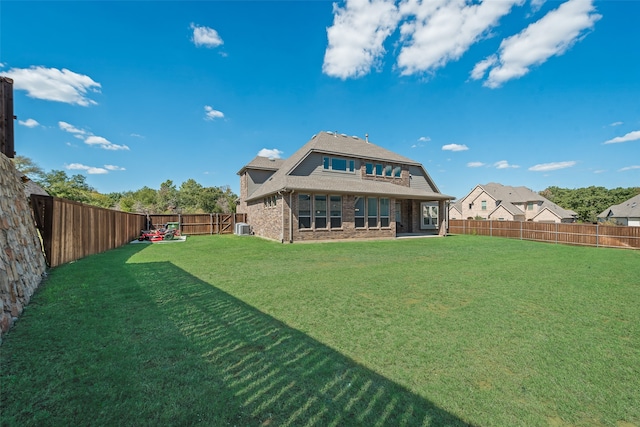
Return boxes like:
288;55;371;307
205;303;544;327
0;153;47;339
245;197;284;242
291;194;395;242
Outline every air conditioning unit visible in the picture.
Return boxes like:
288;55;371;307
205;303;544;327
235;223;250;236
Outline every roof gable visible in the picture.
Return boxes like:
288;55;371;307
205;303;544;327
598;193;640;218
237;155;284;175
242;131;450;201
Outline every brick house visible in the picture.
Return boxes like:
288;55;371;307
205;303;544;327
450;183;577;223
237;131;453;242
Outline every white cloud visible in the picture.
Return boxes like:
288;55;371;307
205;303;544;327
418;136;431;142
66;163;108;175
104;164;126;171
442;143;468;152
59;121;87;135
494;160;519;169
204;105;224;120
470;55;497;81
257;148;284;159
609;121;623;127
467;161;485;167
530;0;546;13
619;165;640;172
85;135;129;151
323;0;400;79
473;0;601;88
604;130;640;144
18;118;40;128
529;160;576;171
4;66;101;106
190;23;223;48
59;121;129;150
397;0;521;75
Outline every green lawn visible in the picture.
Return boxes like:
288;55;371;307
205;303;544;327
1;235;638;426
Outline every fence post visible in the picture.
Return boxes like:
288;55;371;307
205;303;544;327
210;213;213;235
556;222;558;244
490;220;493;237
520;221;522;240
596;223;599;248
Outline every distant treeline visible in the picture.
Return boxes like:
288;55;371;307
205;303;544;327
13;155;237;214
540;186;640;223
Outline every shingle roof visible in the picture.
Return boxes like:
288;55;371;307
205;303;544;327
471;183;576;219
242;131;452;202
237;155;284;174
481;182;543;203
598;194;640;218
535;200;578;220
490;201;524;216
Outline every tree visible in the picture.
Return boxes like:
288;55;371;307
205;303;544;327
40;170;95;203
540;185;640;223
179;179;205;213
216;185;238;213
156;180;179;213
11;155;45;181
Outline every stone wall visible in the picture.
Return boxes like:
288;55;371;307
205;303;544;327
0;152;47;339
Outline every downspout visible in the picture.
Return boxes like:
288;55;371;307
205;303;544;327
278;191;284;243
289;190;294;243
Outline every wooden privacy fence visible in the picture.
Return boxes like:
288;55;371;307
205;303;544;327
31;195;146;267
449;219;640;250
147;213;247;235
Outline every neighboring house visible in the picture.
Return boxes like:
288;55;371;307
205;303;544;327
597;194;640;226
450;183;577;223
237;131;453;242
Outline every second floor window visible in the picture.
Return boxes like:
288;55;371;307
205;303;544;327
323;156;355;173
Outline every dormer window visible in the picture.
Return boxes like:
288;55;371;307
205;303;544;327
323;156;355;173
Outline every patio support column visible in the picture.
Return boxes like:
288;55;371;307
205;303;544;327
439;200;447;236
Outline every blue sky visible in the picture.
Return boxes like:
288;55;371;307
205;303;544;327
1;0;638;200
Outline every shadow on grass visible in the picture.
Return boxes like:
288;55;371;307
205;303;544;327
1;245;472;426
128;261;472;426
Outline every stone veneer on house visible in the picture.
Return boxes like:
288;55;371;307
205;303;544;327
0;153;47;339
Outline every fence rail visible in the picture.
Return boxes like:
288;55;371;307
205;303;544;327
449;219;640;250
31;195;146;267
147;213;247;235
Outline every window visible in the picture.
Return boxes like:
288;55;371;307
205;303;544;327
298;194;311;229
375;164;383;176
384;165;392;177
314;195;327;228
393;166;401;177
330;195;342;228
380;198;390;227
331;158;347;171
481;200;487;210
323;156;355;173
368;197;378;227
263;195;276;207
527;202;534;211
355;197;365;228
421;202;439;229
365;163;374;175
